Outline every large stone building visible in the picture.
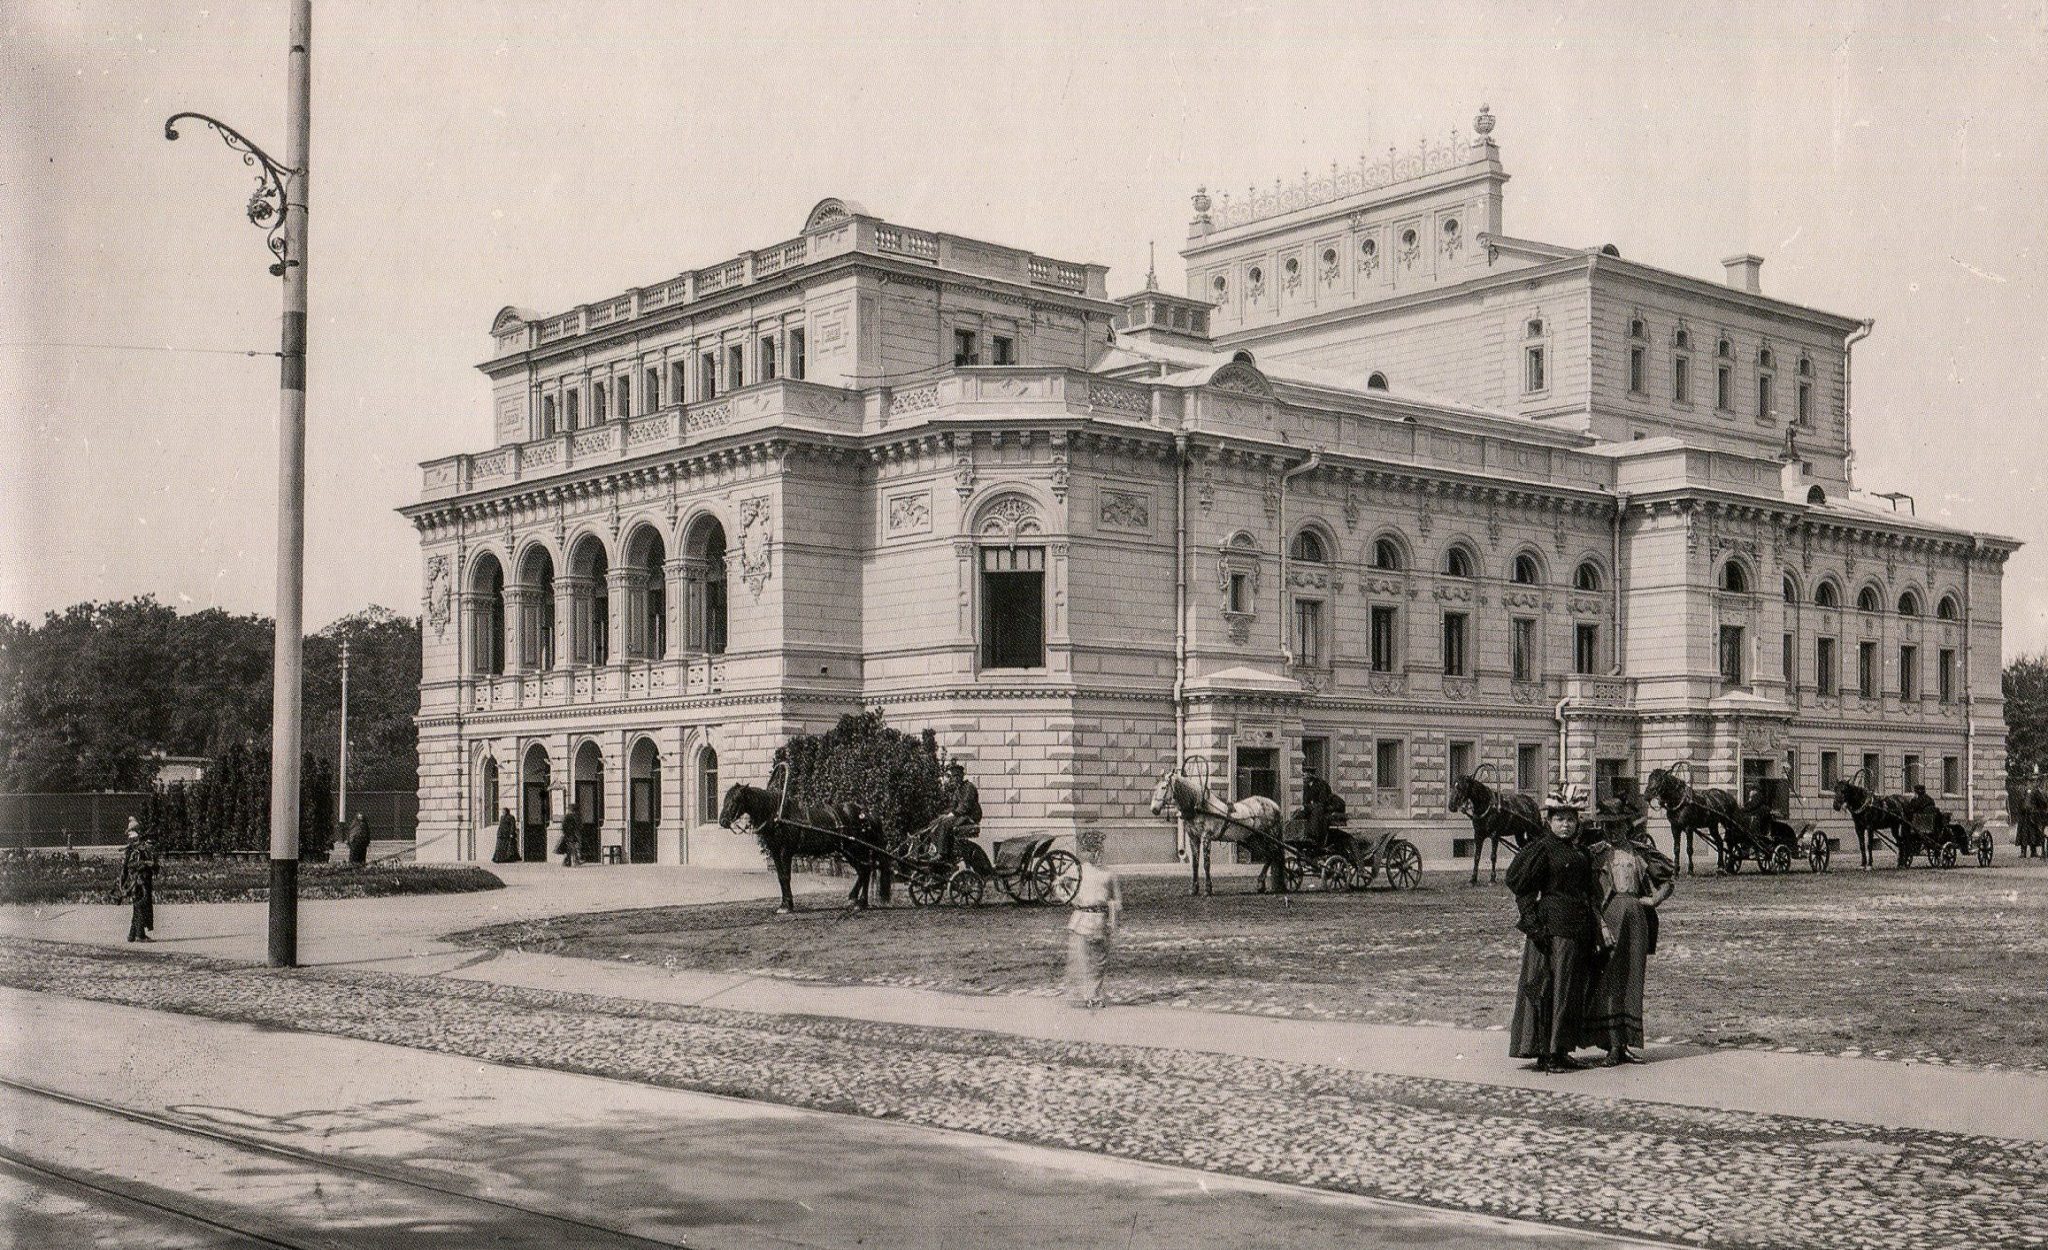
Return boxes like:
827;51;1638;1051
403;110;2018;868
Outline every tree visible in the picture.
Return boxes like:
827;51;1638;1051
775;709;949;848
2004;655;2048;787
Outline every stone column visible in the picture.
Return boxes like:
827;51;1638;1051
662;556;687;660
680;557;708;652
607;567;638;662
555;574;587;669
502;586;535;672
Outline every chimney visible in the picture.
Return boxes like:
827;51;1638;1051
1721;254;1764;294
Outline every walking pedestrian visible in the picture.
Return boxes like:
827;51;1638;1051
344;812;371;865
120;818;158;943
1064;828;1122;1008
1506;786;1601;1073
492;806;521;863
557;806;584;867
1584;821;1676;1065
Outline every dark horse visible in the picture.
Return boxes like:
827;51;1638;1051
718;782;892;914
1448;774;1541;884
1643;767;1741;875
1832;778;1913;869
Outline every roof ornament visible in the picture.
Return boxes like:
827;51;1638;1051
1190;186;1212;227
1474;104;1496;138
1145;241;1158;291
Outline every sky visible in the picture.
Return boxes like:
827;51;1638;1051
3;1;2046;656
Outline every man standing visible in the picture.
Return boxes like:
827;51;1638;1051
120;819;158;943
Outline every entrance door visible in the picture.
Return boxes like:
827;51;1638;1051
629;778;657;864
522;782;551;861
575;779;603;861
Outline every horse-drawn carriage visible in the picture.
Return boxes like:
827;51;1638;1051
1644;767;1830;875
1275;813;1424;891
1830;772;1993;869
1151;759;1422;894
905;828;1082;907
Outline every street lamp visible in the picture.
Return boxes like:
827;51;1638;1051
165;0;312;968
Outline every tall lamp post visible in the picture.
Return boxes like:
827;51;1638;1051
167;0;312;967
338;639;350;830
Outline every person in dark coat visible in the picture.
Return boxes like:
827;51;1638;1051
491;807;521;863
120;819;158;943
1507;786;1601;1073
925;762;983;863
557;807;584;867
344;813;371;865
1901;784;1939;867
2027;784;2048;858
1299;773;1347;853
1584;820;1676;1065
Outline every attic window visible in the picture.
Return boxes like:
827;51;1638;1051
1674;328;1691;349
1629;318;1646;339
1360;237;1378;259
1526;318;1544;339
1443;218;1459;237
1797;356;1813;377
1212;274;1227;298
1400;228;1418;248
1366;371;1388;391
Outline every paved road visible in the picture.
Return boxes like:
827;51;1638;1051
0;988;1653;1249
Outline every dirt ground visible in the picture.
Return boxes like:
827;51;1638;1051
457;862;2048;1069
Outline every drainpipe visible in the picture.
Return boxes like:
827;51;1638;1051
1555;695;1575;791
1276;447;1324;664
1174;432;1190;859
1842;319;1874;489
1963;535;1976;820
1610;491;1629;676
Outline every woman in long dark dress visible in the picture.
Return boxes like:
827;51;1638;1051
491;807;521;863
1507;787;1601;1073
1584;825;1676;1065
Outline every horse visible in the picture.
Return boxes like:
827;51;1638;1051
1148;767;1287;896
1831;778;1914;869
1643;766;1742;875
1448;773;1542;885
718;782;892;914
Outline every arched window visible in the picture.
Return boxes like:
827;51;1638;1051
569;534;610;666
1366;371;1388;390
1289;530;1326;563
1897;591;1921;617
470;553;506;675
1574;561;1603;592
624;525;668;660
1716;338;1733;360
1721;561;1750;594
1857;585;1881;613
1628;318;1646;340
684;516;729;655
517;546;557;670
697;745;720;824
1814;581;1839;609
1444;546;1475;579
1674;328;1691;350
1372;537;1404;571
1937;595;1960;621
1783;575;1798;604
1511;553;1540;585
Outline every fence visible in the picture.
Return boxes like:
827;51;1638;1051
0;790;419;849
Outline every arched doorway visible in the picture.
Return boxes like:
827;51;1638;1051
573;739;605;862
628;738;661;863
479;754;500;855
520;743;552;861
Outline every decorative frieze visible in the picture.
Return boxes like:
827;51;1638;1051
425;556;452;638
1099;489;1150;532
738;495;773;596
886;490;932;537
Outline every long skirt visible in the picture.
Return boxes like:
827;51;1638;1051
491;826;521;863
1585;896;1652;1050
1509;934;1589;1058
1066;933;1108;1003
128;883;154;940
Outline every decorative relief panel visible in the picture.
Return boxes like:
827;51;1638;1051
686;403;731;435
425;556;451;638
886;490;931;538
1088;382;1149;416
1443;677;1475;702
1098;489;1150;532
978;494;1044;541
738;495;773;596
890;384;941;417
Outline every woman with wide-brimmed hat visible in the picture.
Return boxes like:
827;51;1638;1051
1584;816;1676;1065
1506;786;1600;1072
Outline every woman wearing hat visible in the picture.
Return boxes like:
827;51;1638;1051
1064;828;1122;1008
1584;817;1676;1064
1506;786;1600;1072
120;818;158;943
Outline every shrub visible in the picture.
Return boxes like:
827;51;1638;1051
775;709;949;849
139;746;338;859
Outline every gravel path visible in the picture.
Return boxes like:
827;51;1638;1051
3;939;2041;1249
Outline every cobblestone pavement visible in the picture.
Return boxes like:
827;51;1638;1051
4;940;2043;1249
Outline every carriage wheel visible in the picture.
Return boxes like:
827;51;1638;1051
1386;840;1422;890
945;867;985;907
1279;857;1305;893
1722;846;1742;874
1315;854;1355;892
1975;830;1994;868
1771;844;1793;874
1351;853;1378;889
1008;862;1046;904
905;868;944;908
1807;828;1831;874
1940;843;1959;870
1041;849;1081;905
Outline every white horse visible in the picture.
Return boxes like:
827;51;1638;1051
1149;767;1288;896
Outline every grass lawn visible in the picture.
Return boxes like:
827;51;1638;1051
0;854;504;905
457;864;2048;1068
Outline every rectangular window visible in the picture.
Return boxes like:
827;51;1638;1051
671;361;687;407
789;328;807;380
616;376;631;418
1375;739;1404;797
1673;355;1690;402
954;329;979;367
1227;571;1252;616
1301;736;1331;790
991;335;1016;366
565;389;581;428
699;352;717;401
1525;345;1546;393
1820;750;1840;792
1575;622;1599;675
760;335;778;381
541;395;557;436
1903;755;1922;790
1370;605;1398;673
644;367;660;412
1628;346;1645;394
1516;744;1543;794
1863;752;1882;792
979;546;1045;669
1442;612;1469;677
1757;374;1773;420
1796;380;1812;425
1818;637;1838;695
1938;648;1956;703
698;752;719;824
1716;364;1731;411
1899;644;1918;699
1719;624;1746;685
1943;756;1961;796
1293;599;1324;667
1511;617;1536;682
1448;741;1476;798
1786;748;1799;792
727;343;745;389
1858;641;1877;698
1783;633;1796;685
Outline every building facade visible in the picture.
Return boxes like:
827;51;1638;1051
404;112;2018;868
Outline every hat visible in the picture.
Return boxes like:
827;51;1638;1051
125;817;141;838
1544;785;1588;814
946;761;966;775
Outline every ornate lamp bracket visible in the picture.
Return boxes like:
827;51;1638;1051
164;112;300;276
